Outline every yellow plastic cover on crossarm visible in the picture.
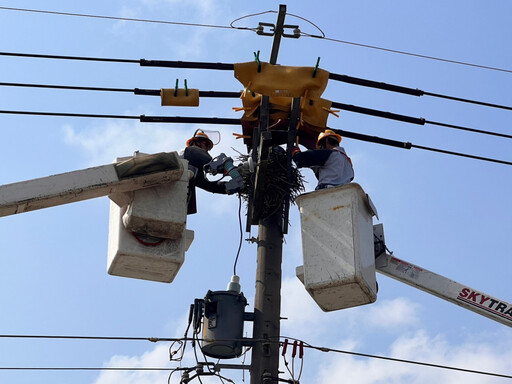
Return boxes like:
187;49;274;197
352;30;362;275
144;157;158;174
301;97;333;128
234;61;329;99
239;91;332;128
161;88;200;106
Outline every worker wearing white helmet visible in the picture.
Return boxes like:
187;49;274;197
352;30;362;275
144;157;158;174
292;129;354;190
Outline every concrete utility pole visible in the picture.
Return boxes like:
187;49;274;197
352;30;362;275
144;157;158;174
250;5;287;384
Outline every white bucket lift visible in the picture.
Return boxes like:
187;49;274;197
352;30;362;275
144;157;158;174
296;183;378;311
107;202;194;283
107;155;194;283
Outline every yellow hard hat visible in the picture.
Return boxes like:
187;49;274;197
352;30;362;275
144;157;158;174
186;130;214;150
316;129;342;148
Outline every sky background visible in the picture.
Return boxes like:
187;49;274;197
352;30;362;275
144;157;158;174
1;1;511;383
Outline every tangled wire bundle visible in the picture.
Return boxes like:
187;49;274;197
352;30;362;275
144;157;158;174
239;147;305;219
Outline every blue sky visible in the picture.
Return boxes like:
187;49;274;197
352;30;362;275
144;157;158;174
0;1;511;383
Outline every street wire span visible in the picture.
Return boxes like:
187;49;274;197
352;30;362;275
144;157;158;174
0;109;510;166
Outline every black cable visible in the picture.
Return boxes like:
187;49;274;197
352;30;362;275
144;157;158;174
307;34;512;75
2;81;510;139
0;109;509;166
329;127;512;166
3;6;511;74
423;90;512;111
0;333;510;378
0;110;139;120
0;52;508;112
0;367;173;371
331;102;512;139
0;51;139;63
278;336;512;380
410;143;512;166
2;51;512;111
0;6;235;31
0;81;134;93
233;195;243;276
304;343;512;380
230;10;276;30
0;82;242;98
0;334;182;342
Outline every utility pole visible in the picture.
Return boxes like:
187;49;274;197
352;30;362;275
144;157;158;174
250;5;287;384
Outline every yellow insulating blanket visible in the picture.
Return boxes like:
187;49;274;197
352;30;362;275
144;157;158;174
240;91;333;128
234;61;329;99
161;88;200;106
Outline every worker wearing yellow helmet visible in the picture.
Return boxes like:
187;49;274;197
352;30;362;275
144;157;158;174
292;129;354;190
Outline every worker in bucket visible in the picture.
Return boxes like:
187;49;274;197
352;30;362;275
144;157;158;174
180;130;229;195
292;129;354;190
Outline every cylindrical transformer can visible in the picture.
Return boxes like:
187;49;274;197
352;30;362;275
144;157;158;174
201;290;247;359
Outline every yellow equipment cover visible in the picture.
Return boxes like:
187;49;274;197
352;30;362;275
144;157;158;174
240;92;333;128
161;88;200;107
234;61;329;99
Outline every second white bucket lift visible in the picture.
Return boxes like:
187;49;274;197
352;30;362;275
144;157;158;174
296;183;378;311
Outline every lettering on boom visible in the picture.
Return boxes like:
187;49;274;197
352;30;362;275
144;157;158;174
458;288;512;322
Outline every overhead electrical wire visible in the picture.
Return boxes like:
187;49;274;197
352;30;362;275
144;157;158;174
1;52;511;112
1;6;511;74
0;108;510;166
0;334;510;379
1;81;511;140
0;6;235;30
311;35;512;75
299;340;512;380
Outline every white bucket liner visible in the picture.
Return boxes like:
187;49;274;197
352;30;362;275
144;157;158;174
121;160;190;240
296;183;378;311
107;202;194;283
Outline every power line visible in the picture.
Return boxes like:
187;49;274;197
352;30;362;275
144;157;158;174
2;51;511;112
1;6;511;74
0;334;178;342
0;333;510;379
0;109;510;166
306;34;512;75
300;341;512;380
0;6;235;31
0;367;172;371
2;80;510;140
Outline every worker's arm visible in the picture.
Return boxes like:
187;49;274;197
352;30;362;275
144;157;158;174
292;149;332;168
181;146;228;194
194;170;228;194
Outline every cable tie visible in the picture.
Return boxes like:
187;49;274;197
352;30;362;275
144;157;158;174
253;50;261;72
313;57;320;78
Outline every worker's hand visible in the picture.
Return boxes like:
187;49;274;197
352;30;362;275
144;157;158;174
291;146;301;156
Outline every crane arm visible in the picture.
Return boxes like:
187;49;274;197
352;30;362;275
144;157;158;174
0;152;184;217
375;252;512;328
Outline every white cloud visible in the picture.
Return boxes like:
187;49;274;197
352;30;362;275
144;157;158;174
63;121;243;166
315;330;512;384
93;344;171;384
91;286;512;384
63;121;191;165
365;297;421;329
